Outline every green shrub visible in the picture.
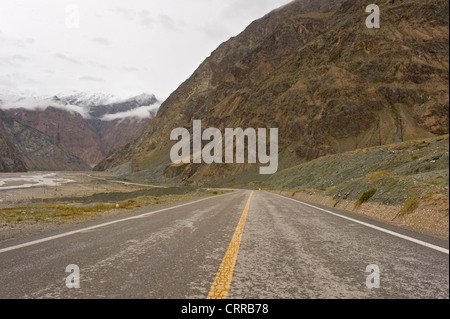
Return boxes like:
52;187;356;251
398;198;419;217
356;188;377;206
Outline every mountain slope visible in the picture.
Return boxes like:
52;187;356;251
3;93;159;166
7;106;105;166
0;116;27;172
0;110;90;172
96;0;449;185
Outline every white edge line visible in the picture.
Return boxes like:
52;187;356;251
0;191;238;254
270;192;449;255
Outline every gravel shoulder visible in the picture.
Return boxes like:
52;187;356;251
266;136;449;239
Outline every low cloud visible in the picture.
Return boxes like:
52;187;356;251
0;97;90;118
101;103;160;121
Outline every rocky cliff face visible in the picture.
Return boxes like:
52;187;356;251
86;117;155;158
0;110;90;172
0;113;27;172
96;0;449;184
85;95;158;157
4;94;158;166
7;107;105;166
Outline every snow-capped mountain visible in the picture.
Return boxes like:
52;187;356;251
0;91;160;167
125;93;158;106
58;91;159;108
57;91;123;107
0;95;90;117
0;91;160;118
0;94;44;108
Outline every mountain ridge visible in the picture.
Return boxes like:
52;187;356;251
95;0;449;185
0;110;90;172
1;92;160;166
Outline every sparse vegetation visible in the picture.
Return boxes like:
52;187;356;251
265;136;448;208
356;189;377;206
367;171;389;181
415;142;430;149
398;198;419;217
0;189;225;226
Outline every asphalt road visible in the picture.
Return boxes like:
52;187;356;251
0;190;448;299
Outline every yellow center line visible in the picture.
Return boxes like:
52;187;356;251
207;191;253;299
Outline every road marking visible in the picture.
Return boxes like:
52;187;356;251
208;191;253;299
271;192;449;255
0;192;236;254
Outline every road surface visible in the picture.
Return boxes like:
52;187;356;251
0;190;448;298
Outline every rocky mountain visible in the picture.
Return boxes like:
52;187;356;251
1;93;159;167
57;91;123;107
85;96;159;158
0;110;90;172
95;0;448;185
0;112;27;173
7;104;105;166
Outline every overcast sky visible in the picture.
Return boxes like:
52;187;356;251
0;0;292;99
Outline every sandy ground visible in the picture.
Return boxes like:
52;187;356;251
0;171;149;207
0;171;172;242
0;173;74;191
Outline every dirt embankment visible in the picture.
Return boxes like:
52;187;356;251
275;190;448;240
266;136;449;239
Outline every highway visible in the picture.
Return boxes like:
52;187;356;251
0;190;448;299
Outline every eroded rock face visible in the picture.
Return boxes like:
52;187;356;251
97;0;449;183
7;107;105;167
0;126;27;173
0;110;90;172
5;97;158;167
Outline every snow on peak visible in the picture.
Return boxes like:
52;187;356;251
0;90;160;120
126;93;157;106
57;91;123;107
0;94;89;117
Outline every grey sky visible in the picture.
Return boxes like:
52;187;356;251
0;0;292;99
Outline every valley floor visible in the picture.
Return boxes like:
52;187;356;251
0;171;223;243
